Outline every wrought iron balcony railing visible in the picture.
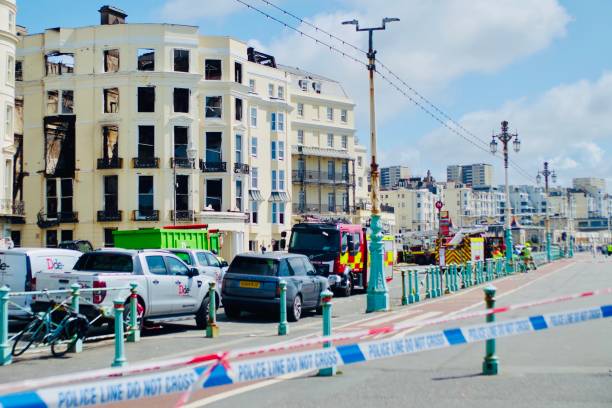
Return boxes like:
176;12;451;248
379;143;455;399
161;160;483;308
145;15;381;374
97;157;123;169
200;161;227;173
132;157;160;169
97;210;123;222
132;209;160;222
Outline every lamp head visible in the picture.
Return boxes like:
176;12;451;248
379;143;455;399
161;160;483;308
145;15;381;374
551;171;557;184
536;174;542;185
489;138;498;154
383;17;400;24
342;19;358;26
513;137;521;153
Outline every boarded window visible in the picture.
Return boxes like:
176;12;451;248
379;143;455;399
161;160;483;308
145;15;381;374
137;87;155;112
103;49;120;72
102;125;119;160
173;88;189;113
205;96;222;118
138;126;154;158
235;98;242;121
61;90;74;114
205;59;221;80
44;116;75;178
45;52;74;76
47;91;59;115
104;88;119;113
137;48;154;71
174;49;189;72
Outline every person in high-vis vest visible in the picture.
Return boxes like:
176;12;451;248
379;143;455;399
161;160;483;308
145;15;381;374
522;242;536;270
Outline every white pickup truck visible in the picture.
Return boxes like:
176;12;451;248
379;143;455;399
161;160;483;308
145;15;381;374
32;249;217;329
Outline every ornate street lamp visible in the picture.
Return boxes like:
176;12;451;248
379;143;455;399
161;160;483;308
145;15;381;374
537;161;556;261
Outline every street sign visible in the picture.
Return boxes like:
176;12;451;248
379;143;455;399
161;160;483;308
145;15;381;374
435;201;444;210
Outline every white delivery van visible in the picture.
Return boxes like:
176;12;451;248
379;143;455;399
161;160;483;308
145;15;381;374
0;248;82;319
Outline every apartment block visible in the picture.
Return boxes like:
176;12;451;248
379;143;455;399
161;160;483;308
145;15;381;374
447;163;493;187
381;165;410;190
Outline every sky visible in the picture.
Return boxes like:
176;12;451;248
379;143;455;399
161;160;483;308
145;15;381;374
16;0;612;190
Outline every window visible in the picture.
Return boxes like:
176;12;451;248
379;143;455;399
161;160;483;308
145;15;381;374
358;177;363;188
60;230;73;244
328;193;335;211
61;90;74;114
271;170;277;191
300;80;308;91
248;79;256;93
205;59;222;80
137;87;155;112
138;176;154;215
102;125;119;162
205;96;222;118
341;135;348;149
146;256;167;275
251;136;257;157
327;133;334;147
173;88;190;113
174;49;189;72
342;193;349;212
251;167;258;189
271;141;277;160
175;175;189;212
278;141;284;160
297;103;304;117
271;113;277;131
5;105;13;138
327;161;335;180
251;201;258;224
250;107;257;127
313;105;319;120
46;230;58;248
327;107;333;121
206;179;222;211
341;109;348;123
103;88;119;113
6;55;14;83
45;52;74;76
235;98;243;121
8;11;15;32
104;228;117;247
46;178;73;218
205;132;222;163
268;83;274;97
236;180;243;211
104;175;118;212
235;134;242;163
272;203;285;224
297;130;304;145
279;170;285;191
103;49;119;72
137;48;154;71
174;126;188;160
234;62;242;83
15;60;22;81
357;156;363;167
277;86;284;99
277;113;285;131
138;126;154;159
288;258;306;277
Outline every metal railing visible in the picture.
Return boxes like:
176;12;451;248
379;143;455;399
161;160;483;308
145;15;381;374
132;209;159;222
293;203;354;214
0;199;24;216
233;163;250;174
292;170;354;185
97;210;123;222
170;210;194;221
200;161;227;173
96;157;123;169
170;157;195;169
132;157;160;169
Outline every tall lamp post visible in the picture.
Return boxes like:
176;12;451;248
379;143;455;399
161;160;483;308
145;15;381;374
567;188;574;257
536;162;556;262
343;17;399;312
187;142;198;224
490;121;520;272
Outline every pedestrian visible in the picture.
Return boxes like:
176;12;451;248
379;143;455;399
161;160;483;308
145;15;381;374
260;244;266;254
522;242;536;270
607;243;612;257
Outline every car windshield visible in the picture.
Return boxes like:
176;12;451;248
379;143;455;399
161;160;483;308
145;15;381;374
289;230;339;254
229;257;278;276
172;251;192;265
73;253;133;272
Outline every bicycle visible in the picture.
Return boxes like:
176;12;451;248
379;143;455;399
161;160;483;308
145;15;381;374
11;300;90;358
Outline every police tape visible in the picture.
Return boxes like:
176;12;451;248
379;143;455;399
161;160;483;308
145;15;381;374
1;303;610;408
2;286;611;395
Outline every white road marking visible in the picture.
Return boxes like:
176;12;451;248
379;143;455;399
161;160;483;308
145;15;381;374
360;309;420;327
387;311;444;339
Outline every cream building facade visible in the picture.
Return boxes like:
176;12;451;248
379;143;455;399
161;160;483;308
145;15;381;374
15;7;300;257
381;187;438;233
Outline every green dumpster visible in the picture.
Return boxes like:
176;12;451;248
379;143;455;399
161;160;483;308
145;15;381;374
112;228;220;252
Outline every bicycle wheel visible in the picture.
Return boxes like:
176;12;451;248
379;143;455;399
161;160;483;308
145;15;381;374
50;336;75;357
12;318;46;357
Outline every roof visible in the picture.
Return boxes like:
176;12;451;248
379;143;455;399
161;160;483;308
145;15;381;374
278;64;339;84
0;248;82;256
234;251;305;261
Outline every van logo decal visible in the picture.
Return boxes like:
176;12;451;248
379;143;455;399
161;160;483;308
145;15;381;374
46;258;64;270
0;262;9;271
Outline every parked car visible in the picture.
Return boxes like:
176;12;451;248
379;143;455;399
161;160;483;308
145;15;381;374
58;240;94;253
0;248;82;319
32;249;216;329
168;249;228;292
221;252;328;322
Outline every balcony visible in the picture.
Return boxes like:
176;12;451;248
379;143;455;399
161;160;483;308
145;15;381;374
233;163;250;175
97;157;123;169
200;161;227;173
170;157;195;169
97;209;123;222
0;199;24;216
170;210;194;221
292;170;354;185
293;203;354;215
132;210;160;222
37;211;79;228
132;157;160;169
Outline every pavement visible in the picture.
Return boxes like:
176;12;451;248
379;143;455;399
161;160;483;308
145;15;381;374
2;253;611;407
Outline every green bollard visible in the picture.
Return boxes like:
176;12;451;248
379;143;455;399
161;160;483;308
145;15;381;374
69;283;83;353
486;260;492;281
431;267;437;297
413;271;421;302
206;282;219;338
401;270;408;306
112;299;127;368
425;267;432;299
278;280;289;335
452;265;458;291
408;271;415;304
0;286;11;366
318;290;336;377
482;286;499;375
127;283;140;343
436;267;442;297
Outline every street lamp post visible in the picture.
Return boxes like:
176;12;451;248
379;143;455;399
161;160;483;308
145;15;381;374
537;162;556;262
187;142;198;224
490;121;520;272
567;188;574;257
343;17;399;312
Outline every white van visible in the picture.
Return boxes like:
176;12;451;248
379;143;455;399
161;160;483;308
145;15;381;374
0;248;82;319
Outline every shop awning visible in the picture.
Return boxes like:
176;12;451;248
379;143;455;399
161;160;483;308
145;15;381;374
249;189;265;201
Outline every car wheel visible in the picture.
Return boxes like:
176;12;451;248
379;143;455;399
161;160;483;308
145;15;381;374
195;296;210;330
341;273;353;297
288;295;302;322
223;304;241;319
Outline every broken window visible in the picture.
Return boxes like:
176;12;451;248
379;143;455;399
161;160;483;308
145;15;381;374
47;91;59;115
234;62;242;84
12;134;23;201
15;60;22;81
103;49;120;72
46;179;58;217
44;115;75;178
138;125;154;159
102;125;119;161
103;88;119;113
205;59;221;80
137;87;155;112
61;90;73;114
174;49;189;72
137;48;154;71
173;88;189;113
45;52;74;76
235;98;242;121
205;96;222;118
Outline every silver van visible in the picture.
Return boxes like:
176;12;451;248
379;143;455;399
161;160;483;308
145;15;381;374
0;248;82;319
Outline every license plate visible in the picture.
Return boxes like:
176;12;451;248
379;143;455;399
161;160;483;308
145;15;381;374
239;281;261;289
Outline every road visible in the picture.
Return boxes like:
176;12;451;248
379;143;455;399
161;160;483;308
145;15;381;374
2;253;611;408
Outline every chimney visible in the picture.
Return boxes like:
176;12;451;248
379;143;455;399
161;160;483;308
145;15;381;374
99;5;127;25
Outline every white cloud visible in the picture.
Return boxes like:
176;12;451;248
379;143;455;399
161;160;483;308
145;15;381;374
158;0;242;22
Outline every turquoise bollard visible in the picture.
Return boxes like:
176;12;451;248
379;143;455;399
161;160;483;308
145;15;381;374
401;270;408;306
0;286;11;366
127;283;140;343
206;282;219;338
413;270;421;302
111;299;127;368
69;283;83;353
278;280;288;335
482;286;499;375
408;271;415;304
425;267;432;299
318;290;335;377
